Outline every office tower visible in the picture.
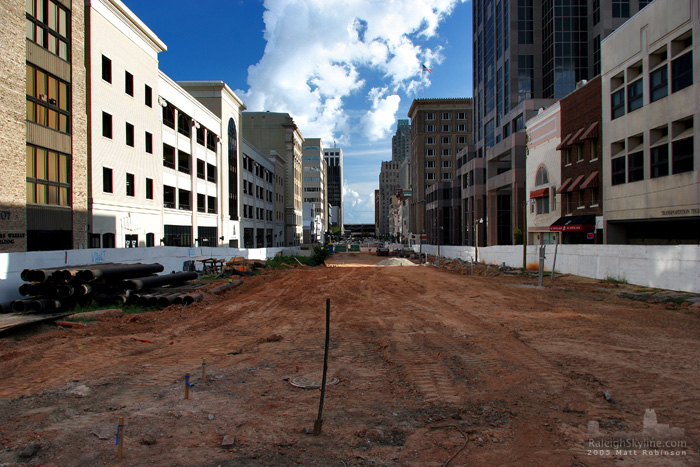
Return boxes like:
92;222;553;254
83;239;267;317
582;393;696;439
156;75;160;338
392;119;411;162
323;146;344;232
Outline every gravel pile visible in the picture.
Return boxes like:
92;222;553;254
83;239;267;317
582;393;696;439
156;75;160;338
376;258;418;267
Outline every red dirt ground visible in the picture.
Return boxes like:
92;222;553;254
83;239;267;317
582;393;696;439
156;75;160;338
0;253;698;466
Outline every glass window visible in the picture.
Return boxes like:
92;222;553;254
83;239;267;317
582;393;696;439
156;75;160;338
125;71;133;96
535;167;549;185
146;178;153;199
612;0;629;18
628;151;644;182
102;55;111;83
145;131;153;153
650;65;668;102
103;167;113;193
672;137;694;174
163;185;175;208
126;173;134;196
650;145;669;178
612;157;626;185
627;78;643;112
125;122;134;147
611;89;625;119
102;112;112;138
672;52;693;93
145;84;152;107
163;144;175;169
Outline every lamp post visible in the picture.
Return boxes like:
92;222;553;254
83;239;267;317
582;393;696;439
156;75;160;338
474;218;484;263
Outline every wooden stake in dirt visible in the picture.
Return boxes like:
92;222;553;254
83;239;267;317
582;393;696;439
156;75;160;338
116;417;125;459
313;298;331;436
185;374;191;399
202;358;207;382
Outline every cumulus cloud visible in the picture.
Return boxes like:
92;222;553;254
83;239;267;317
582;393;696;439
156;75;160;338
342;180;376;223
238;0;463;143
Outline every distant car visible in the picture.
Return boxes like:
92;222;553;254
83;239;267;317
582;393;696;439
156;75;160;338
376;247;390;256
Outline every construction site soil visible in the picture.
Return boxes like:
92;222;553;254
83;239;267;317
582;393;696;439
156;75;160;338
0;253;698;466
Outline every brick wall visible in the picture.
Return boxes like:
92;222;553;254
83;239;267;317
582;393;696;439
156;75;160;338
70;0;88;248
0;0;28;252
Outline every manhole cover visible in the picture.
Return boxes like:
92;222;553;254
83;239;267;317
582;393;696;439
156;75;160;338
290;375;339;389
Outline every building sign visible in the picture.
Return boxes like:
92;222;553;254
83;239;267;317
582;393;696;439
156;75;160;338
0;232;25;245
661;208;700;216
403;190;412;197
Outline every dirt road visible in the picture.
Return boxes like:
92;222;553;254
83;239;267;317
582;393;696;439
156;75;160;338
0;254;698;466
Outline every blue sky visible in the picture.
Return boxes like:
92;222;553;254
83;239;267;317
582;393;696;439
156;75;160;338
124;0;472;224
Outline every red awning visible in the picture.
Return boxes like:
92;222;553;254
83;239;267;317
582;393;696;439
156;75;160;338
556;133;573;151
530;188;549;199
580;121;599;140
567;174;586;192
579;171;599;189
567;127;586;146
556;177;572;194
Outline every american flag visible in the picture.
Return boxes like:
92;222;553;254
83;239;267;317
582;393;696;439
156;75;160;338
422;64;432;73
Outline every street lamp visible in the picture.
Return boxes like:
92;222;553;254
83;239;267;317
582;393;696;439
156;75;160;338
474;218;484;263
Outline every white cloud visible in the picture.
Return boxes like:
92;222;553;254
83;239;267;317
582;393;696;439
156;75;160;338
361;87;400;141
342;180;377;223
238;0;464;143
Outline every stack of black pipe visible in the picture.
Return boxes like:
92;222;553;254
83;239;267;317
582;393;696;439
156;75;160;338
7;263;200;314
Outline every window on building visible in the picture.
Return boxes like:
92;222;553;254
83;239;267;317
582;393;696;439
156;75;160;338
177;112;191;137
103;167;113;193
442;124;450;132
441;172;452;180
178;151;191;174
146;178;153;199
163;185;175;208
196;126;205;146
672;137;694;174
426;112;435;120
612;0;629;18
442;136;451;144
26;0;70;60
611;157;626;185
441;148;451;156
208;196;217;214
25;145;70;206
426;161;435;168
26;64;70;133
163;144;175;169
126;172;134;197
426;136;435;144
426;173;436;180
628;151;644;182
537;196;550;214
145;84;152;107
593;35;601;77
426;125;435;132
207;163;217;183
146;232;155;247
125;122;134;147
441;160;452;168
518;55;534;102
197;159;205;179
611;88;625;119
535;166;549;185
650;65;668;102
650;145;669;178
102;55;111;83
197;193;206;213
206;132;217;151
162;104;174;129
518;0;534;44
441;113;450;120
125;71;133;96
178;189;191;210
627;78;643;112
672;51;693;93
145;131;153;154
593;0;600;25
458;136;467;144
426;149;435;156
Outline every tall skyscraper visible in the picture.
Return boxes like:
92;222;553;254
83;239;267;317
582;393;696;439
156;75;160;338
323;146;344;233
473;0;654;245
392;119;411;161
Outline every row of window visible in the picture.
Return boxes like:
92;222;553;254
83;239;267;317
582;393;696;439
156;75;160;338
242;179;273;201
102;167;153;200
101;55;153;107
425;112;468;121
242;155;274;182
26;64;70;134
425;136;468;145
242;205;273;221
102;111;153;153
26;0;70;61
26;145;70;207
611;34;692;120
162;185;215;213
611;136;694;185
425;161;452;168
425;124;468;132
426;148;454;156
425;172;453;181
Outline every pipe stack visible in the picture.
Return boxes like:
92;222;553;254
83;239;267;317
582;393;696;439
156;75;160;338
8;262;203;314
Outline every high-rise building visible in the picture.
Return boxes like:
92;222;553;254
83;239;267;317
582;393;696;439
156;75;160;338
407;98;473;237
392;119;411;161
378;160;400;237
243;112;304;246
473;0;654;245
1;0;88;252
323;146;343;232
302;138;327;243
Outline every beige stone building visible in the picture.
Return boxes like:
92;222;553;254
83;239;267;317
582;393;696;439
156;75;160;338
243;112;304;246
602;0;700;244
407;98;473;238
0;0;87;252
301;138;327;243
86;0;166;248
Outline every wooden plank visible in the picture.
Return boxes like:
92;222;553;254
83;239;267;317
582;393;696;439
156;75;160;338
0;313;69;333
